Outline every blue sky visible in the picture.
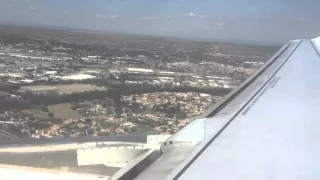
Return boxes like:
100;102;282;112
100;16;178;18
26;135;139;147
0;0;320;44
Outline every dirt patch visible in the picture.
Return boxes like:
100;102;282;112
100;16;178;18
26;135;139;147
56;84;104;93
21;85;56;91
22;103;82;120
47;103;82;119
22;109;50;119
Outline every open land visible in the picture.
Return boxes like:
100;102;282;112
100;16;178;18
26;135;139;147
21;84;105;93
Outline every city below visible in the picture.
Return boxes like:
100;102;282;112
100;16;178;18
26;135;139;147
0;25;277;139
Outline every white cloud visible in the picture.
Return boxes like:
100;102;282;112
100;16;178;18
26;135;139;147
29;5;35;10
199;15;205;18
184;12;196;17
140;17;156;20
95;14;118;19
95;14;107;18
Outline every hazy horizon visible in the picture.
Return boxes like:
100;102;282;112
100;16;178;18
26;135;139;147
0;22;281;46
1;0;320;45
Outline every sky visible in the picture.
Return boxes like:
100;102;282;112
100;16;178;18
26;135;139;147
0;0;320;45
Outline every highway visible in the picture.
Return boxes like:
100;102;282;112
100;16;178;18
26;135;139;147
0;129;19;140
0;121;20;124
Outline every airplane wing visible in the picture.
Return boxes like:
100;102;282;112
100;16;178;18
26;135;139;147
121;37;320;180
0;37;320;180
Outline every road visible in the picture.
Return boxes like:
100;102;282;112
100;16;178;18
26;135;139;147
0;129;19;140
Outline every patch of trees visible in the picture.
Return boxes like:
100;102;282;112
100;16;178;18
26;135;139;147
48;112;54;118
0;33;28;45
119;86;230;96
40;105;49;112
127;117;162;128
0;99;31;111
0;88;119;111
22;89;120;106
26;121;50;129
0;83;21;92
71;105;77;110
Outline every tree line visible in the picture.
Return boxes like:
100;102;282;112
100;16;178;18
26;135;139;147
0;83;21;92
0;89;120;111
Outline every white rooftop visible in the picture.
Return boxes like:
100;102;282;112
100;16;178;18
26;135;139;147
61;74;95;80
